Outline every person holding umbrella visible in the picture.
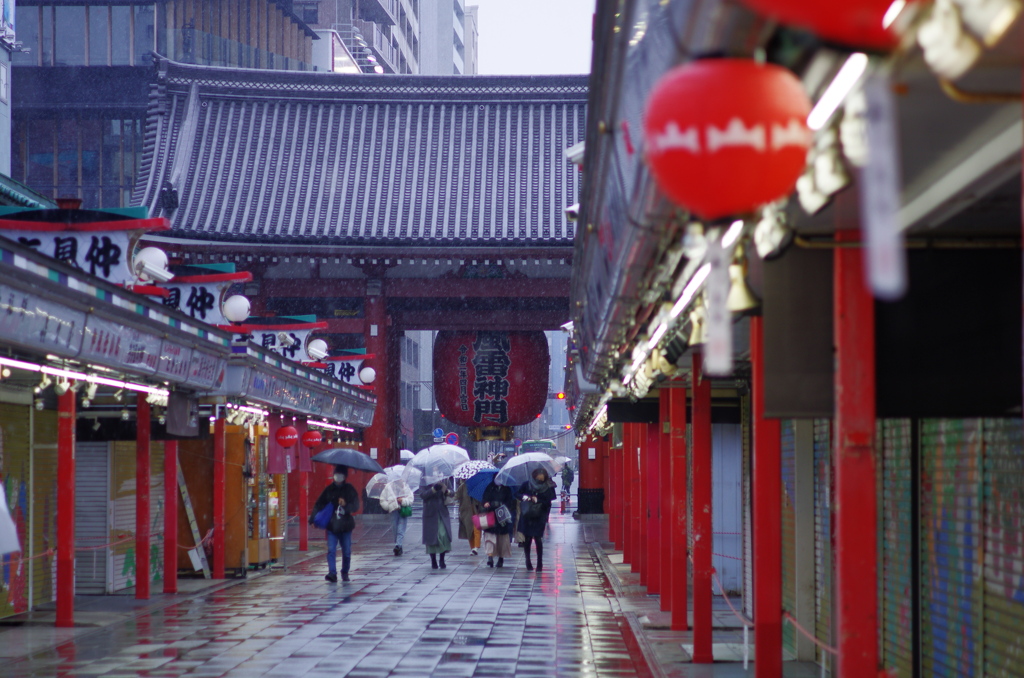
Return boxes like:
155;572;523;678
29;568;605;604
455;480;483;555
480;479;515;568
421;478;453;569
516;468;556;572
309;465;360;582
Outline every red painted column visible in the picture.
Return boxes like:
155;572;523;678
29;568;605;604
618;426;626;561
212;415;226;579
646;421;661;594
669;385;689;631
659;390;672;611
55;390;76;628
834;229;878;675
163;441;178;594
363;284;392;485
602;441;611;515
136;395;151;600
751;316;783;678
636;422;647;582
691;352;713;663
298;471;309;551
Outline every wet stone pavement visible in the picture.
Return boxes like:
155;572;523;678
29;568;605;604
6;510;652;677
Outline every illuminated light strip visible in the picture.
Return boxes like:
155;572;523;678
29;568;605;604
721;220;744;249
882;0;906;29
225;402;269;417
670;263;712;320
807;53;869;131
0;356;169;397
307;419;356;433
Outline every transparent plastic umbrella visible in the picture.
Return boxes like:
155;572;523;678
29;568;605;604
495;452;562;488
552;456;572;468
367;465;421;498
408;444;470;485
400;449;414;462
453;459;496;480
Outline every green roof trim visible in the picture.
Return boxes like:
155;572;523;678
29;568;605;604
0;175;57;209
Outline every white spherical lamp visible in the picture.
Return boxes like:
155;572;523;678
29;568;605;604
307;338;329;360
221;295;251;323
359;366;376;384
134;247;172;282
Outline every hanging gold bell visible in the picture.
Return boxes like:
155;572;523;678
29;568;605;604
726;262;759;312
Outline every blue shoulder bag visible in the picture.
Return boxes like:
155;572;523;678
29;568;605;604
312;503;333;530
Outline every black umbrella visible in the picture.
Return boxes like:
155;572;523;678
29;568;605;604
310;448;384;474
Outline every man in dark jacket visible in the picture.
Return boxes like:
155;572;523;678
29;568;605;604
309;465;360;582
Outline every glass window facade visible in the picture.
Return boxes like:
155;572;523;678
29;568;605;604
15;3;156;67
12;115;144;208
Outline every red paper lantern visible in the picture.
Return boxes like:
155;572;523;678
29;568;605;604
433;331;549;436
643;59;812;220
302;430;323;448
739;0;902;50
276;426;298;448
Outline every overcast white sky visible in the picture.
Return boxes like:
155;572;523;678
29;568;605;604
469;0;595;75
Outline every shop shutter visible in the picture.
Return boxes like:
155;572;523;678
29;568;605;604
148;442;164;591
781;419;797;655
920;419;983;677
813;418;833;674
879;419;913;677
981;418;1024;676
32;411;58;607
742;395;754;618
0;402;31;618
74;443;109;595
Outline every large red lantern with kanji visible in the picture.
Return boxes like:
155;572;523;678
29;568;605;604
276;426;298;448
302;430;322;448
433;331;550;441
739;0;904;50
643;59;812;221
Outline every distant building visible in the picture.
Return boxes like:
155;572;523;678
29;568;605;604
11;1;318;208
418;0;467;75
300;0;420;74
463;5;478;75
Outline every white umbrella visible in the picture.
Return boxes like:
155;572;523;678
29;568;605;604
367;465;421;498
495;452;562;488
408;444;470;485
453;459;497;480
400;449;414;462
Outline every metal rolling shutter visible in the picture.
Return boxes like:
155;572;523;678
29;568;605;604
74;443;109;595
920;419;983;677
781;419;797;655
981;418;1024;676
879;419;913;677
149;443;164;591
813;418;833;674
32;411;58;606
742;394;753;618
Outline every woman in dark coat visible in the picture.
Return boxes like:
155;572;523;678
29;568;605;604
480;481;515;568
421;481;453;569
309;465;360;582
516;468;556;571
455;480;483;555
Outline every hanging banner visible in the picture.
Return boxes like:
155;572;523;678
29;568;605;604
704;238;733;376
7;230;136;286
314;358;365;385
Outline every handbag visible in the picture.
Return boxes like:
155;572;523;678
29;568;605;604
329;504;356;534
399;505;413;518
494;504;512;526
312;503;333;530
472;511;497;531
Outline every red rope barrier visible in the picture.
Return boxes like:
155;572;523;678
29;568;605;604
782;611;838;656
710;568;752;628
4;548;55;563
75;537;133;551
712;552;744;561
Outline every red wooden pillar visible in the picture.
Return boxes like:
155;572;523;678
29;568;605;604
645;421;661;594
834;229;878;675
363;283;393;485
602;440;611;515
298;472;309;551
136;395;151;600
691;352;713;663
212;415;226;579
659;390;672;610
163;441;178;594
578;434;606;513
618;428;626;561
669;385;689;631
55;390;76;628
751;316;783;678
636;422;647;582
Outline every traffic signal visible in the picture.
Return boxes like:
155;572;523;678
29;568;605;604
549;391;566;400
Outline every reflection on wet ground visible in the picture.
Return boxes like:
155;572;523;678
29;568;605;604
6;511;651;677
